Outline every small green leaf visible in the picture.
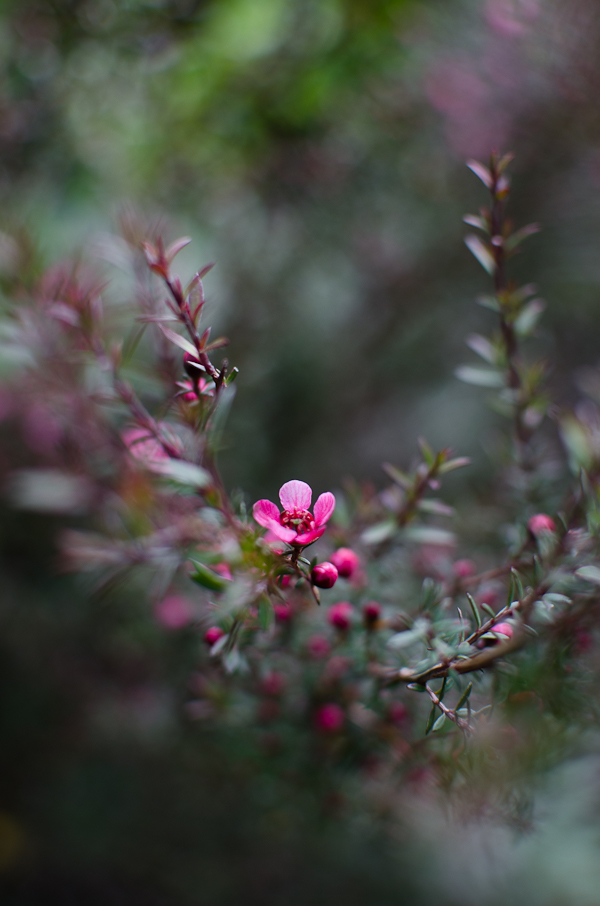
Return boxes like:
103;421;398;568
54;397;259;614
466;159;493;188
455;365;504;388
382;462;412;489
438;456;471;474
481;603;496;620
505;223;540;252
404;526;456;546
157;460;211;488
407;683;426;692
466;333;497;365
465;234;496;275
466;593;481;629
258;596;274;630
361;520;396;545
576;565;600;586
463;214;488;232
455;681;473;711
513;298;545;336
418;437;435;467
432;713;447;732
189;561;228;592
425;704;437;735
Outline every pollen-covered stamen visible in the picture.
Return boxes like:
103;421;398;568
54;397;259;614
280;508;315;534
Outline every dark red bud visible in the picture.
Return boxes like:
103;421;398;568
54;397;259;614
311;561;338;589
363;600;381;625
204;626;225;646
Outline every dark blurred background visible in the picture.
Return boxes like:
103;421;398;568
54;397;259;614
2;1;600;902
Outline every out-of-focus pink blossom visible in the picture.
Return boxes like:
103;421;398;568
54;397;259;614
476;584;500;608
204;626;225;646
363;601;381;625
311;561;338;589
330;547;360;579
274;604;293;623
154;595;195;629
253;480;335;546
314;703;344;734
307;634;331;659
453;559;477;579
260;672;285;696
277;574;292;589
328;601;353;631
527;513;556;535
123;427;169;466
388;702;408;725
213;562;232;581
493;622;513;639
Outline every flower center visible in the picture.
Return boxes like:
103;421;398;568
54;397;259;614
280;508;315;534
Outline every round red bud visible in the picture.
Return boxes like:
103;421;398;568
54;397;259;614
328;601;353;631
314;703;345;734
204;626;225;646
527;513;556;536
311;561;338;589
330;548;360;579
363;600;381;624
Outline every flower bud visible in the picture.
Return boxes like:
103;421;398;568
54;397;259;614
277;574;292;589
493;622;513;639
274;604;292;623
260;672;285;697
314;703;344;734
328;601;353;631
307;634;331;658
363;600;381;626
330;547;360;579
183;351;202;377
311;561;338;589
527;513;556;536
204;626;225;646
453;559;477;578
154;595;194;629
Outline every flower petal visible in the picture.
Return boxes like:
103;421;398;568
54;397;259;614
253;499;280;529
294;525;327;546
265;520;297;543
279;479;312;511
313;492;335;526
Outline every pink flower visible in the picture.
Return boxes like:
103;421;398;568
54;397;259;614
328;601;353;631
311;562;338;589
253;480;335;547
528;513;556;536
123;427;169;466
314;703;345;734
330;547;360;579
154;595;195;629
